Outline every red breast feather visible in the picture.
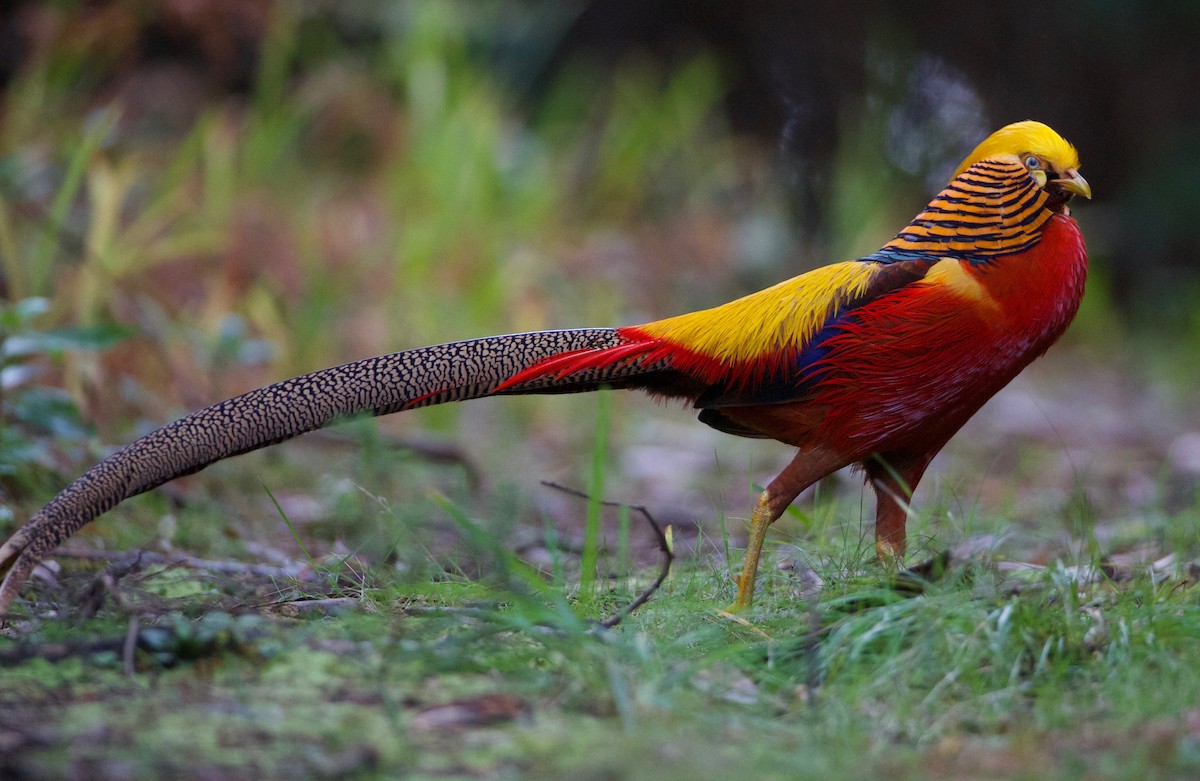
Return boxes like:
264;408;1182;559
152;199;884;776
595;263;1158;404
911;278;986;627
805;214;1087;457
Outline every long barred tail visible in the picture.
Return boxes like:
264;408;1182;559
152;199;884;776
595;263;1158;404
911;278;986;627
0;328;628;611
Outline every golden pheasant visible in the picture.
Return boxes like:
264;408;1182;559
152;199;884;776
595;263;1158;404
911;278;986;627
0;121;1089;614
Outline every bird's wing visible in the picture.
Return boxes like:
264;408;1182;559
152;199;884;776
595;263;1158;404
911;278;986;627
497;257;938;406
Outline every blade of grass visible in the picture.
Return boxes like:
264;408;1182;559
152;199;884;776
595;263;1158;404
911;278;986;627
0;196;23;299
544;513;565;588
427;489;556;601
617;502;630;579
262;479;318;573
580;388;612;600
32;108;118;294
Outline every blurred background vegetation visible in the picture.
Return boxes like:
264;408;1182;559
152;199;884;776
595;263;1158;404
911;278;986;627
0;1;1197;571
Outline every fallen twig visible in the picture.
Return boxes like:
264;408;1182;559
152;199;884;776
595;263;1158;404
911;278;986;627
265;597;359;617
0;636;128;665
48;548;310;580
540;481;674;628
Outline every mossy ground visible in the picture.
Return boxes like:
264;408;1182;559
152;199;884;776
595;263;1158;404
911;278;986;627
5;468;1200;781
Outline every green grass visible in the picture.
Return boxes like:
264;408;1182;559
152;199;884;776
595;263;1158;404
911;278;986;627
5;442;1200;781
6;516;1200;780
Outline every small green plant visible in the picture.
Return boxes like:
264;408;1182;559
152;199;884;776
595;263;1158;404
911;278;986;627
0;296;130;502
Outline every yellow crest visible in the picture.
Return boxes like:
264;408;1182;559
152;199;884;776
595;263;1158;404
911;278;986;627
951;121;1079;179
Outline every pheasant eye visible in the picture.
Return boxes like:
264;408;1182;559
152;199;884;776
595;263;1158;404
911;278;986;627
1024;156;1041;169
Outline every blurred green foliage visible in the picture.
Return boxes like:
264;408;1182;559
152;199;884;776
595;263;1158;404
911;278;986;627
0;2;764;426
0;296;132;502
6;1;1180;454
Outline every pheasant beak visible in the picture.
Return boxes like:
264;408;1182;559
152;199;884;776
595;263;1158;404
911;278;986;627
1053;168;1092;200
